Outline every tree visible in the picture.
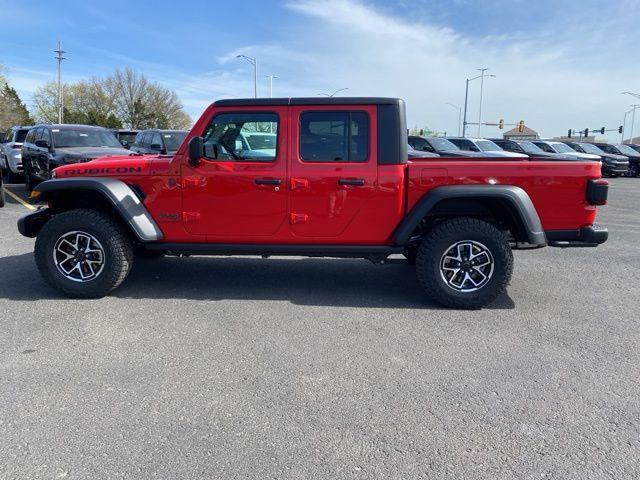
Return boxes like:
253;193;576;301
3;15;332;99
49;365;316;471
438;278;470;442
31;68;191;129
0;74;33;131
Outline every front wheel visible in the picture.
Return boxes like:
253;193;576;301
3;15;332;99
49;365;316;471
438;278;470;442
415;218;513;309
35;209;134;298
626;163;639;178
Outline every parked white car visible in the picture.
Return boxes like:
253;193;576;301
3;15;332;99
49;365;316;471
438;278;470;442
1;126;31;182
446;137;529;158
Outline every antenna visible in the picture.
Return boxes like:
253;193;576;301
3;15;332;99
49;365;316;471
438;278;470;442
53;40;67;124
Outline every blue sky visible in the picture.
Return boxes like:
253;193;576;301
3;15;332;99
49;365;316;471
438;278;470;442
1;0;639;140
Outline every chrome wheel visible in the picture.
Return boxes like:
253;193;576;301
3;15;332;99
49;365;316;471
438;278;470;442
440;240;494;293
53;231;105;282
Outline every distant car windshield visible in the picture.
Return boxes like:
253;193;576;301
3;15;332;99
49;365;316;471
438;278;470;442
429;138;459;151
245;133;277;151
615;144;638;156
53;128;122;148
575;143;604;154
118;132;138;146
550;143;574;153
475;140;502;151
163;131;187;151
16;129;29;143
518;141;545;154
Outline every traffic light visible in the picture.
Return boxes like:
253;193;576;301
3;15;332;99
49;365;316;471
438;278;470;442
584;128;589;137
499;119;505;130
420;129;424;136
568;129;572;138
517;120;525;133
619;126;623;134
600;127;605;135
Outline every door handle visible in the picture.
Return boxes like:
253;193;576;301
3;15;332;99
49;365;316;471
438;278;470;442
338;178;365;186
254;178;282;185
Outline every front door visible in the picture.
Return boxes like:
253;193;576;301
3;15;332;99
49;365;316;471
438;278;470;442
181;107;288;239
289;105;377;239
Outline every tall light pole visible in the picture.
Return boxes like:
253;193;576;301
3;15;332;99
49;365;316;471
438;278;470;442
628;104;639;144
621;91;640;101
445;102;462;136
53;40;67;124
462;72;494;137
265;74;278;98
318;87;348;97
622;108;633;143
236;54;257;98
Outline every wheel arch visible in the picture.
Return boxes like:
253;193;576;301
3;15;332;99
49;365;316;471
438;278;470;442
21;178;163;242
393;185;546;247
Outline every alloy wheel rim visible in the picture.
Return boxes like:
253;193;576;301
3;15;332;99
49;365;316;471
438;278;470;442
53;231;105;282
439;240;494;292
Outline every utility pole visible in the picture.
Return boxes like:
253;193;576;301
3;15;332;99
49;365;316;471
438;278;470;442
236;55;257;98
462;71;494;137
477;68;488;137
53;40;67;124
265;75;278;98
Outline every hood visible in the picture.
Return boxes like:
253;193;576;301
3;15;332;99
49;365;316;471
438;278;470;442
55;146;133;160
482;150;529;158
439;149;486;157
600;153;628;163
570;152;601;161
53;155;168;178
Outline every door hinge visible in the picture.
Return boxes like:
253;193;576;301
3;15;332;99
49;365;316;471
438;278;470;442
290;213;309;224
182;212;201;223
290;178;310;190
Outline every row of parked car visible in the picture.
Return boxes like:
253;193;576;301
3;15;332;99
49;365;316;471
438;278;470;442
407;135;640;177
0;124;188;190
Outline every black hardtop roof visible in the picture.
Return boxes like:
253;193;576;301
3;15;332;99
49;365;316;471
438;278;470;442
138;128;189;133
34;124;112;130
213;97;404;107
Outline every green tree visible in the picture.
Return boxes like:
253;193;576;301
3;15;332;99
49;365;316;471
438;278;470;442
0;74;33;130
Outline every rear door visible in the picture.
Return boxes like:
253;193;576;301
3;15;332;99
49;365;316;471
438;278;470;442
181;107;288;239
289;105;377;239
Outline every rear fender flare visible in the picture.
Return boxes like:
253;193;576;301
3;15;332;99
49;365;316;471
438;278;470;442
393;185;546;247
30;178;163;242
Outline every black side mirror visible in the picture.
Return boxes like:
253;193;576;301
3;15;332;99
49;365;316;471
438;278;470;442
120;140;129;147
188;136;204;166
35;139;51;150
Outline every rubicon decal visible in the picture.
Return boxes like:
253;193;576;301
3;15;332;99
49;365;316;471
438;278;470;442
63;166;143;175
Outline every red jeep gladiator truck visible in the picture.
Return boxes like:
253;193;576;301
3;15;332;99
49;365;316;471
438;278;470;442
18;97;608;308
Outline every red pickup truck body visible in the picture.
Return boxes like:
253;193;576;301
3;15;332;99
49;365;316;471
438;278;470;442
19;97;608;307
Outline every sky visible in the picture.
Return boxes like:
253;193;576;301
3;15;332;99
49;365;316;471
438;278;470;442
0;0;639;141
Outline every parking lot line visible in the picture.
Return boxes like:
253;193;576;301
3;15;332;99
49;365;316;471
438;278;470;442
3;187;36;211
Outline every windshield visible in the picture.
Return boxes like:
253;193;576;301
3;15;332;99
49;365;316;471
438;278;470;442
52;128;122;148
244;133;277;151
550;143;575;153
576;143;604;155
118;132;138;145
429;138;459;151
475;140;502;151
15;129;29;143
162;131;187;152
615;144;638;155
518;141;545;154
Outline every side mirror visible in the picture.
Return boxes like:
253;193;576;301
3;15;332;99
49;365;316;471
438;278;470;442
35;139;51;150
120;140;129;147
188;136;204;166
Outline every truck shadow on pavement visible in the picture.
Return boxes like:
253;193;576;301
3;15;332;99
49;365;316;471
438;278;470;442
0;253;515;310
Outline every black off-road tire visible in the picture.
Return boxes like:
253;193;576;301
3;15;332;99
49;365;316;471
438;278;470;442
0;178;5;208
415;217;513;309
35;209;134;298
626;163;639;178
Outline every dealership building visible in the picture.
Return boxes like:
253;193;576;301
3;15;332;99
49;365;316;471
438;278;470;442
503;126;539;140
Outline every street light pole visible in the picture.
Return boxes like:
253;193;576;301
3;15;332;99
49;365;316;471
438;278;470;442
622;108;633;143
265;74;278;98
318;87;349;97
446;102;462;136
462;72;494;137
236;55;257;98
629;105;639;144
477;68;490;137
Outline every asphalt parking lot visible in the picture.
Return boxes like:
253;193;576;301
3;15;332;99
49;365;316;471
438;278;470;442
1;180;639;479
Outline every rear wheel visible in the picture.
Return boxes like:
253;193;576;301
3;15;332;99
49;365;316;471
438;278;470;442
35;209;134;298
627;163;639;177
415;218;513;309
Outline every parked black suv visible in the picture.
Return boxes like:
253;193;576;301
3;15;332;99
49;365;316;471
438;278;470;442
21;124;131;191
563;142;629;177
130;129;188;155
592;143;640;177
408;135;484;157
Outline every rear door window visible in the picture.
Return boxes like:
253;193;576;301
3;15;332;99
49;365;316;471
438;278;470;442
299;111;369;162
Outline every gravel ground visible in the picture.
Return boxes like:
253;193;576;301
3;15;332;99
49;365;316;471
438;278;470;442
0;179;638;479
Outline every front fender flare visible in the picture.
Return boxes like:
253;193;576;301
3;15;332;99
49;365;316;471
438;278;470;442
28;177;163;242
392;185;546;247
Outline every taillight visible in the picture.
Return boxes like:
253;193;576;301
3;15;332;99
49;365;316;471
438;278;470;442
586;179;609;205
